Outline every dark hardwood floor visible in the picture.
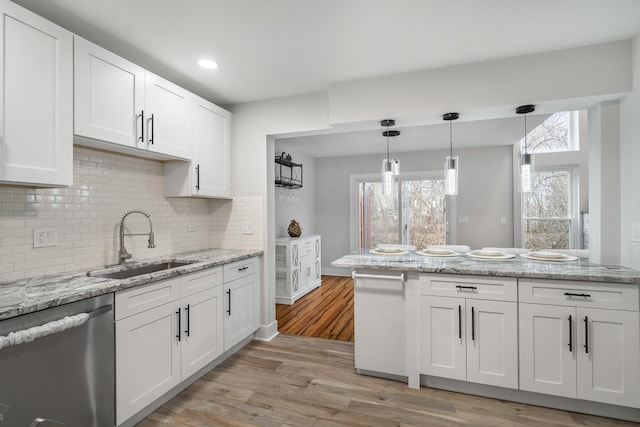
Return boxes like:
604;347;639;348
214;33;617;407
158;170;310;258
139;334;636;426
276;275;354;342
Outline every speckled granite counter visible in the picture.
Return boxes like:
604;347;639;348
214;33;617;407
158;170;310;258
332;250;640;285
0;249;262;321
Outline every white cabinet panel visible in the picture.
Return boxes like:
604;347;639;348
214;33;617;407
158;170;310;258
577;308;640;408
116;301;181;424
0;1;72;186
181;286;224;378
519;303;576;397
74;36;144;148
224;273;257;351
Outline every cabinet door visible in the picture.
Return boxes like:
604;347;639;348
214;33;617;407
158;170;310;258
466;299;518;389
74;36;144;148
298;253;314;292
420;296;466;381
577;308;640;408
192;96;232;197
0;1;72;186
181;286;224;378
224;274;256;350
116;302;181;424
144;72;190;158
519;303;576;398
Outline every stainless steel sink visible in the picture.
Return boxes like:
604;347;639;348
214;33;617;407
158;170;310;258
88;261;194;279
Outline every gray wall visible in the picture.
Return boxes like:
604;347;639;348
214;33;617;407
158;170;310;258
316;145;514;275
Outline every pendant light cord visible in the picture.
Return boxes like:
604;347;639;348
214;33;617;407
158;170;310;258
386;122;390;161
449;120;453;158
523;113;528;154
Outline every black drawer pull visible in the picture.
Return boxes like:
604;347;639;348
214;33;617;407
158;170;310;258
456;285;477;291
584;316;589;354
185;304;190;337
568;315;572;352
471;306;475;341
564;292;591;298
238;266;249;272
227;289;232;315
195;164;200;190
458;305;462;339
176;308;181;342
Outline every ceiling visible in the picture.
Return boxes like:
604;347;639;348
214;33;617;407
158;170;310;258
12;0;640;107
12;0;639;158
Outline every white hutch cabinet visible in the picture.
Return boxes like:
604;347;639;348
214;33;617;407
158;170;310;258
275;235;321;304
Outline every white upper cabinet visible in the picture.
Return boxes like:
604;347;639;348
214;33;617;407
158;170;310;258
0;0;73;187
164;95;232;198
74;36;190;160
74;36;144;149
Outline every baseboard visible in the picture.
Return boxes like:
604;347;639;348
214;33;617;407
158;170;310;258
254;320;279;341
322;266;351;276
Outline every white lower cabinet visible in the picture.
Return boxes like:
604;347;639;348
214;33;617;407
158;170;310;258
115;267;223;425
275;235;321;304
419;275;518;389
223;258;259;350
519;279;640;408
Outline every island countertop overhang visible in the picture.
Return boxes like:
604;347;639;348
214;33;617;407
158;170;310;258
332;251;640;285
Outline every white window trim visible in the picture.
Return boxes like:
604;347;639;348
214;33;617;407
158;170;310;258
349;170;457;251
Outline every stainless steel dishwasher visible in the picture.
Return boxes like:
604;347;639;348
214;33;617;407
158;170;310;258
0;293;114;427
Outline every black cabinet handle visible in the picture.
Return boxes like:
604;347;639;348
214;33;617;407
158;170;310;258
176;307;181;342
564;292;591;298
227;289;231;315
568;315;572;352
471;306;475;341
238;266;249;272
195;164;200;190
456;285;477;291
458;305;462;339
584;316;589;354
148;113;155;144
185;304;190;337
138;110;144;142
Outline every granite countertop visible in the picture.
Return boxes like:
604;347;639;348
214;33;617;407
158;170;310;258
332;250;640;285
0;248;263;321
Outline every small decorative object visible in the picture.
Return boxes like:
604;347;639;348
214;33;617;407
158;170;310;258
288;219;301;237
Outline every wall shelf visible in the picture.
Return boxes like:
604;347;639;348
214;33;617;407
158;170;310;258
275;154;303;188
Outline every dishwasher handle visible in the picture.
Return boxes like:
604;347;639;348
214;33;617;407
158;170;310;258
0;305;112;351
352;271;405;283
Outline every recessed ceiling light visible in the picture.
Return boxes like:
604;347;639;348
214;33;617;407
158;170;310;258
198;59;219;70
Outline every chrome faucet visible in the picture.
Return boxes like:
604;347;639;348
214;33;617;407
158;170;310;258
119;209;155;264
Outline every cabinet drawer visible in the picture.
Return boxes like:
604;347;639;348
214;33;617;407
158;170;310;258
115;277;181;320
224;257;257;283
296;238;315;256
181;266;223;298
519;279;639;311
420;274;517;302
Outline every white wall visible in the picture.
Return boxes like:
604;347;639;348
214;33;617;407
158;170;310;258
620;35;640;269
273;144;315;238
317;146;514;275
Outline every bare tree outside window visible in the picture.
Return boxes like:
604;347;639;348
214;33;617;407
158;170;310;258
359;178;446;249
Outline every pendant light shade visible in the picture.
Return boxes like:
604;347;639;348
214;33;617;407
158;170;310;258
516;105;535;193
380;120;400;195
443;112;459;195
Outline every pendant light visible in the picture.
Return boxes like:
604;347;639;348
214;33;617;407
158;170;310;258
443;112;459;195
516;104;535;193
380;119;400;195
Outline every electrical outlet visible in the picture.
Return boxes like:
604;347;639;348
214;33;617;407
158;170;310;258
242;223;253;235
187;224;197;232
33;228;57;248
500;217;507;225
632;223;640;243
458;216;469;224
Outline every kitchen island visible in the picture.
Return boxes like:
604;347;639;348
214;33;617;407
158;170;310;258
332;250;640;422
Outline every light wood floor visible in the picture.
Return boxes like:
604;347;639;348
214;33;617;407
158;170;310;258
139;334;636;426
276;275;354;342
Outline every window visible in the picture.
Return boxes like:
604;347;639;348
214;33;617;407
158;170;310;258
520;111;579;153
523;169;574;250
352;172;451;249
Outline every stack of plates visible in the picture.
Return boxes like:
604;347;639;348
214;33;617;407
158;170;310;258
466;249;515;260
416;248;459;257
520;251;578;261
370;247;408;255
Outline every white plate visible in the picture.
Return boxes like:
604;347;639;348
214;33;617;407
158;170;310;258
467;252;515;260
520;253;578;262
370;249;409;255
416;250;460;257
471;249;506;257
529;251;565;259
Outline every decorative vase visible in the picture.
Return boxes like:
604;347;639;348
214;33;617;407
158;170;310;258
288;219;301;237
